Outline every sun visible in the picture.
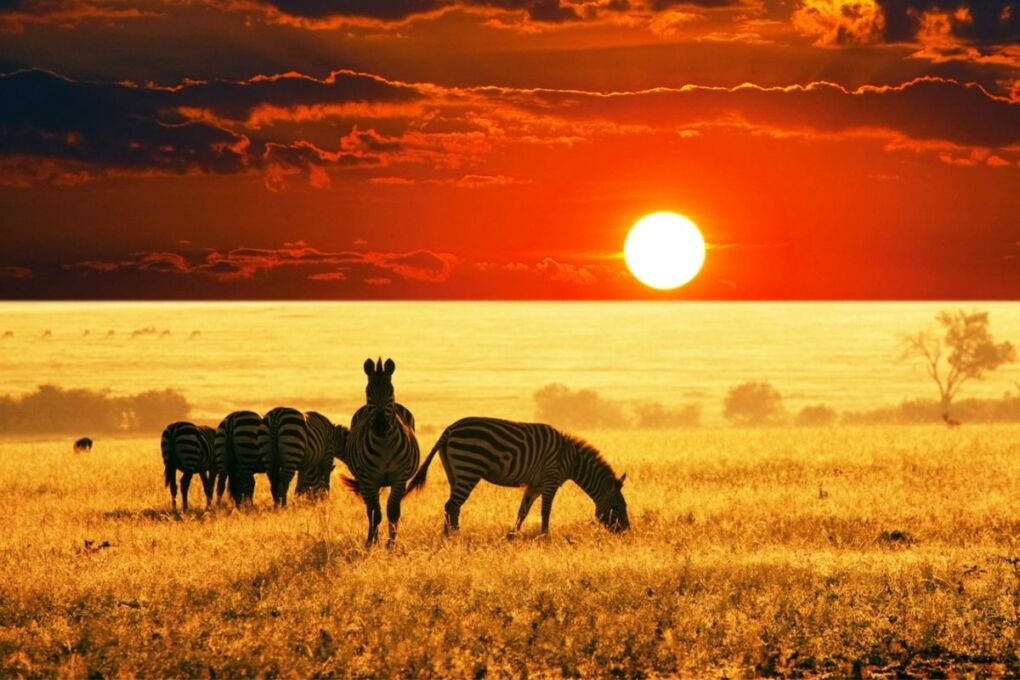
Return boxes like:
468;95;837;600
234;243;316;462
624;212;706;290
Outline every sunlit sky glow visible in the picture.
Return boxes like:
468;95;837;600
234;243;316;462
0;0;1017;300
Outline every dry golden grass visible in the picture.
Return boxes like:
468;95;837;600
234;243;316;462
2;425;1020;678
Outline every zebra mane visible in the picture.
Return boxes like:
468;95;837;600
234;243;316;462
562;433;618;481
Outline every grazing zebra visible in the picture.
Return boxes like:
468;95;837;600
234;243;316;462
407;417;629;535
73;437;93;453
215;410;265;507
161;421;219;511
294;411;347;497
258;406;309;507
344;358;420;547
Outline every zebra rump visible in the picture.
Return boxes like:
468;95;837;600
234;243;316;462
215;410;264;506
295;411;345;496
258;406;308;506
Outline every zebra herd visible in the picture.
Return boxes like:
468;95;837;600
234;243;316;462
161;357;630;546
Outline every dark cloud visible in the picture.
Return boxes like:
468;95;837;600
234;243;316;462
252;0;595;23
877;1;1019;44
0;68;421;183
498;77;1020;149
60;244;459;285
0;0;153;32
0;70;248;175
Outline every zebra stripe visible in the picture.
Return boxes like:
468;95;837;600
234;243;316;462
160;421;219;511
258;406;308;507
407;417;629;534
344;357;420;546
294;411;346;496
215;410;265;508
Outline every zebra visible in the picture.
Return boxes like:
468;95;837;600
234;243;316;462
407;417;629;535
215;410;265;508
161;421;220;511
294;411;347;497
258;406;309;507
343;358;420;547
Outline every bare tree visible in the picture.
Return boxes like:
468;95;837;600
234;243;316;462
901;310;1016;421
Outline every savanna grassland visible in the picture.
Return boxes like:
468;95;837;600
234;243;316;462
3;425;1020;678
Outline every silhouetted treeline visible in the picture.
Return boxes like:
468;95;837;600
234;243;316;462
843;395;1020;425
534;383;701;430
0;385;190;435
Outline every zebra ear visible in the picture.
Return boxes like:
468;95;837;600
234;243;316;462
384;358;396;375
618;473;627;487
363;358;375;376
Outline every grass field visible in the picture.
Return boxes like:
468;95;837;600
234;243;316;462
2;425;1020;678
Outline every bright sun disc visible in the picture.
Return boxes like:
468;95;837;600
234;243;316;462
624;212;706;290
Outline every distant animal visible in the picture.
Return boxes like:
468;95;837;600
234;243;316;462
41;330;51;338
73;437;93;453
294;411;347;497
216;410;265;508
343;358;420;547
258;407;309;507
82;330;90;337
160;329;171;338
1;331;11;339
407;417;629;536
943;413;961;429
106;330;115;337
160;421;220;511
189;330;201;339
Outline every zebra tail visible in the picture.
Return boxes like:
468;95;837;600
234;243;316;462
406;433;444;494
162;427;175;488
340;475;363;498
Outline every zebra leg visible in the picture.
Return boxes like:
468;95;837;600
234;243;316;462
386;482;406;548
268;470;282;507
362;488;383;547
444;474;481;535
180;472;193;512
277;470;295;507
199;470;214;509
539;482;561;534
215;472;227;505
511;487;541;535
168;467;178;511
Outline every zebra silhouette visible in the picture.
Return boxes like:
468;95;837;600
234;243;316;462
343;358;420;547
215;410;265;508
407;417;629;535
294;411;347;497
161;421;220;511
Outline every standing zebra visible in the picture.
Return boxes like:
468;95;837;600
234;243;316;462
161;421;220;511
344;358;420;547
294;411;347;497
258;406;308;507
215;410;265;508
407;417;629;535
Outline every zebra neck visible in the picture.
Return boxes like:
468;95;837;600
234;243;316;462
567;446;615;505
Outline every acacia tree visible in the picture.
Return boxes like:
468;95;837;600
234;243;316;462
723;381;784;426
901;310;1016;419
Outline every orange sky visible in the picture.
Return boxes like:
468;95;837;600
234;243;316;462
0;0;1017;299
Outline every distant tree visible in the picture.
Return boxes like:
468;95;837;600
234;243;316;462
127;389;191;432
533;383;630;429
901;310;1016;420
796;404;838;426
723;381;784;426
634;402;701;428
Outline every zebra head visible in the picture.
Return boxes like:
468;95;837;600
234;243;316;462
363;357;397;434
595;473;629;533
